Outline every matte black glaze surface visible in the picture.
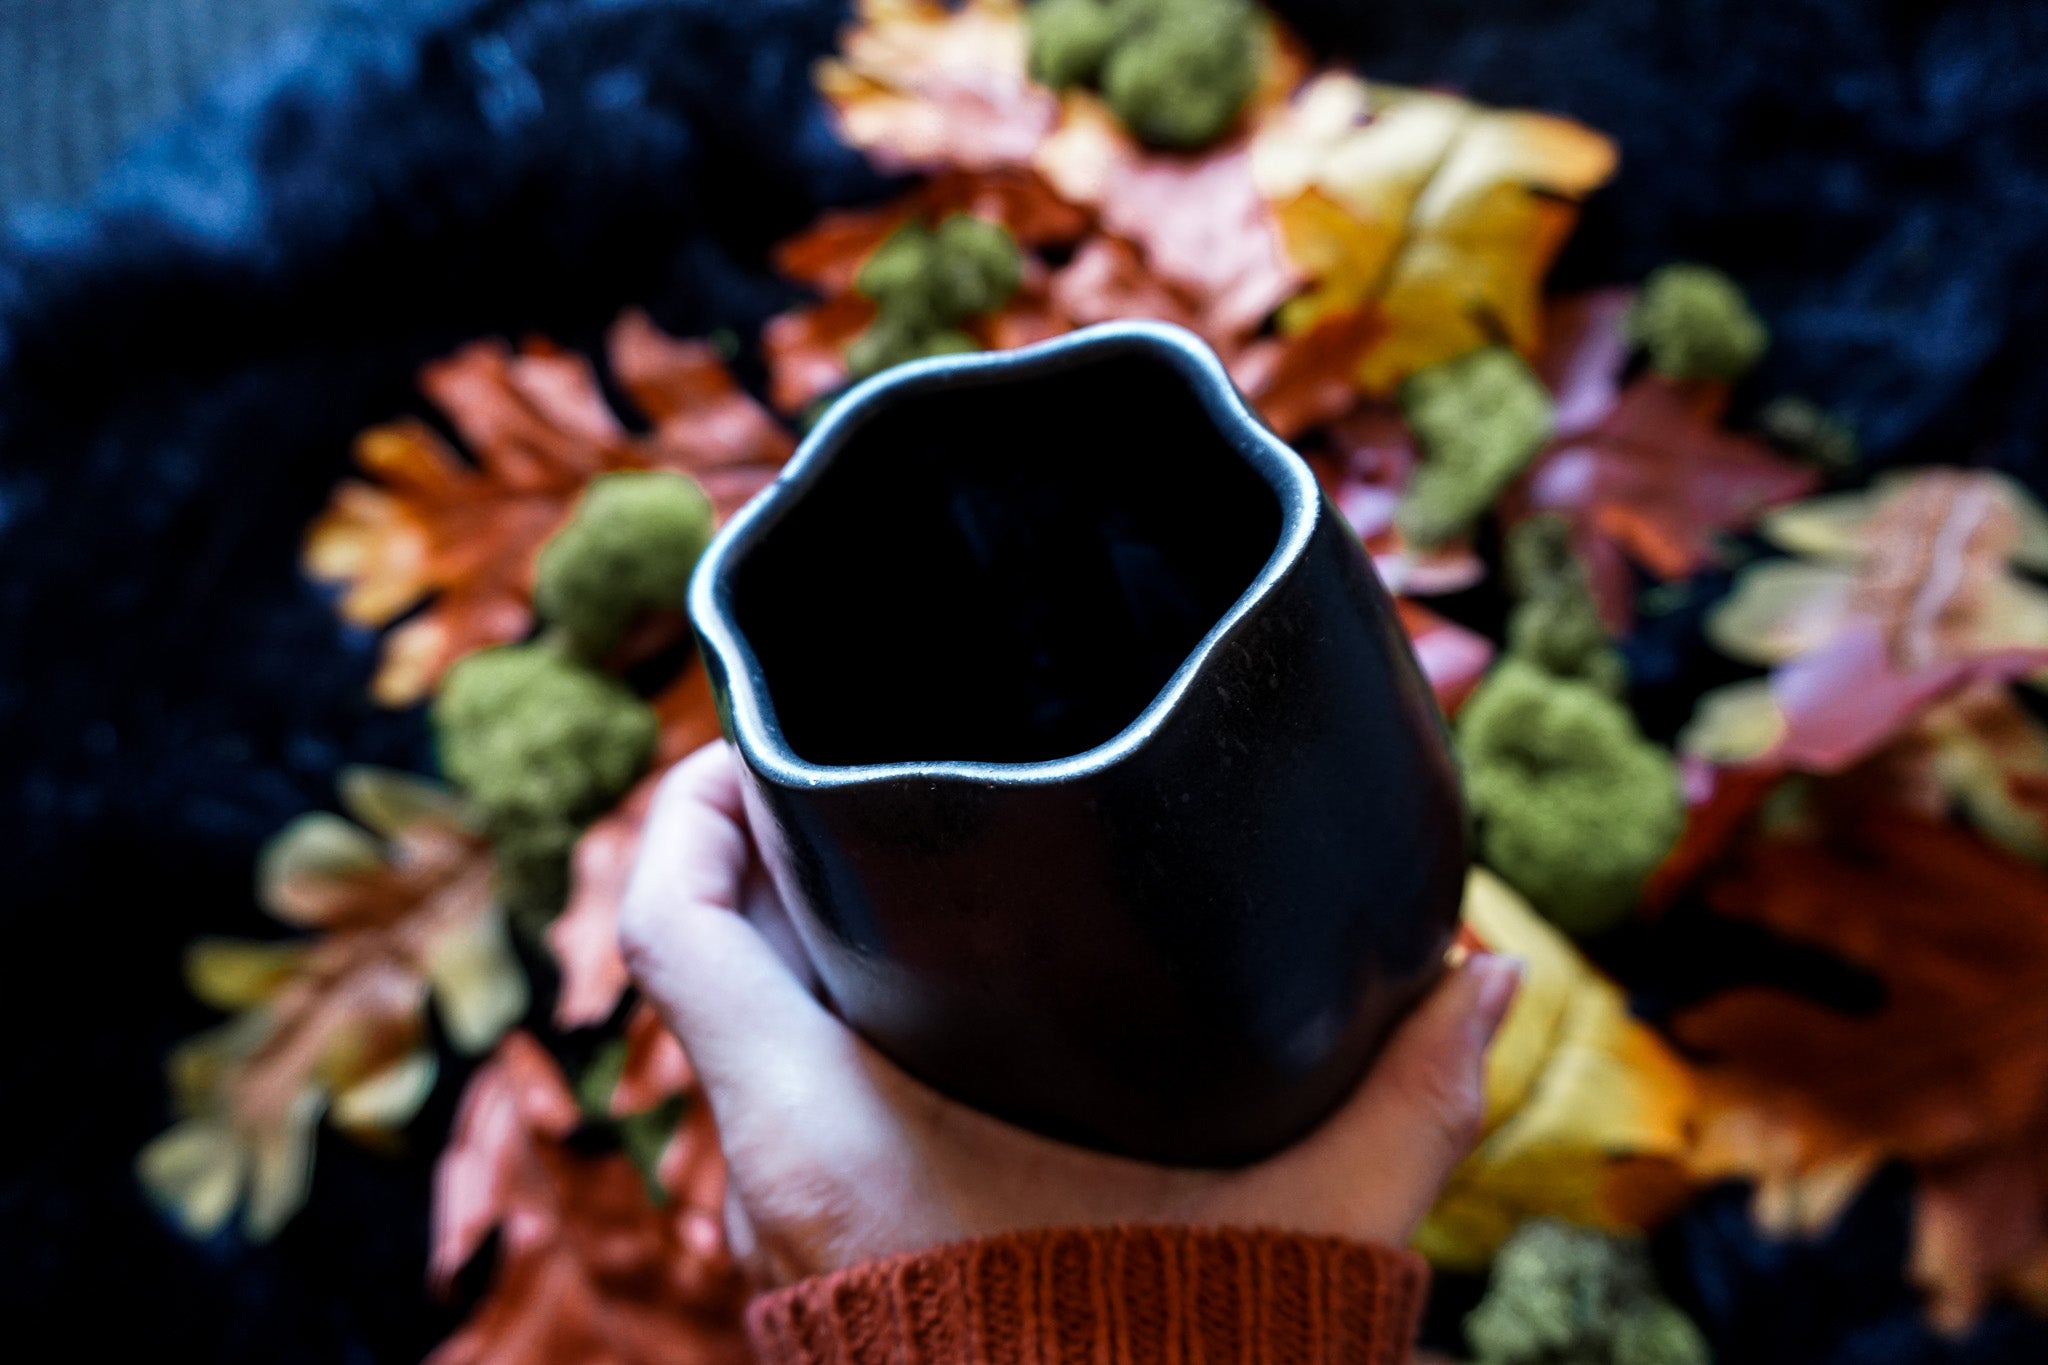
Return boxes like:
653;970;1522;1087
690;322;1466;1166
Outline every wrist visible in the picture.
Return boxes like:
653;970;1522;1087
749;1224;1428;1365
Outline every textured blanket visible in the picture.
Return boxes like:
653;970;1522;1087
3;1;2045;1359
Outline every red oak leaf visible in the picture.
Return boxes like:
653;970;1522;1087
611;1001;696;1117
427;1033;748;1365
550;663;725;1028
1229;304;1385;441
1310;404;1484;597
762;294;878;415
600;1004;728;1247
309;318;791;704
608;311;794;522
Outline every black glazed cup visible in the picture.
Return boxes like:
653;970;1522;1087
688;321;1466;1166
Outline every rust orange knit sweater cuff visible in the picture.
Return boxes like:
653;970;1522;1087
747;1225;1430;1365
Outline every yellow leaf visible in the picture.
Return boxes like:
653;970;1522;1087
137;1119;244;1238
331;1048;440;1134
1704;559;1859;666
1680;678;1788;766
427;907;530;1055
184;939;306;1011
243;1088;326;1241
257;812;386;927
1415;869;1697;1270
301;479;429;626
1252;74;1616;393
1712;469;2048;675
337;765;469;840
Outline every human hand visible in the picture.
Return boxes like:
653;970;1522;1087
621;742;1520;1289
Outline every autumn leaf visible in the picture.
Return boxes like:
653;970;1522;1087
427;1033;747;1365
138;769;526;1241
1684;469;2048;773
1914;1140;2048;1332
1671;802;2048;1329
308;318;790;705
1310;404;1485;596
1639;759;1782;916
1091;138;1300;344
1535;288;1633;441
764;169;1092;412
1227;297;1383;439
1914;684;2048;865
818;0;1312;188
818;0;1057;175
777;169;1092;297
1250;72;1617;393
1519;368;1819;633
608;311;795;522
762;295;878;416
1397;599;1494;716
1676;806;2048;1164
600;1002;731;1229
609;1001;697;1117
1718;467;2048;669
1030;88;1305;342
1415;868;1697;1270
306;342;636;705
549;663;724;1029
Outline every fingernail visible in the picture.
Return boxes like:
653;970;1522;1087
1465;952;1524;1049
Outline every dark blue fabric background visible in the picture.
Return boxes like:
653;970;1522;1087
3;1;2046;1359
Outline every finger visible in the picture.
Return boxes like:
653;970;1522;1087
618;742;847;1101
1222;952;1522;1241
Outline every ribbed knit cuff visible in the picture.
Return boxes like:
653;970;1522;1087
747;1225;1429;1365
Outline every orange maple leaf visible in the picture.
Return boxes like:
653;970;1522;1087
1673;799;2048;1329
428;1032;748;1365
138;769;526;1240
307;315;790;705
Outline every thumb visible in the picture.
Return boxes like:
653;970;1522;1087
617;743;849;1113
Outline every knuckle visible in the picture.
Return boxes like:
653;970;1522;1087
616;880;664;975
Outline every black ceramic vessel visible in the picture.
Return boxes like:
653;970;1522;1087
688;321;1466;1165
